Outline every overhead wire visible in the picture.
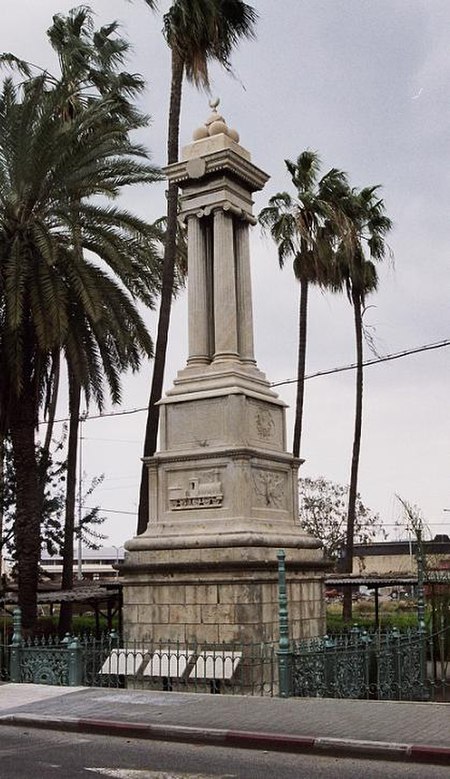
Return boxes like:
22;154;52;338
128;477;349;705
73;339;450;526
271;338;450;388
38;337;450;426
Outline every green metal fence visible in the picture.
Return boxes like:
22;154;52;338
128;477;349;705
4;608;277;695
3;614;448;701
0;640;9;682
292;625;450;701
293;626;423;700
2;549;448;701
8;608;83;686
80;632;277;695
276;549;450;702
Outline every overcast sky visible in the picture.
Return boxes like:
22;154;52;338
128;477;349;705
3;0;450;547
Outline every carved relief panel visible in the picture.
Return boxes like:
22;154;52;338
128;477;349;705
168;468;224;511
252;468;288;510
248;400;284;451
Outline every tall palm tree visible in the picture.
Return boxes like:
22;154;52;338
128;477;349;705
44;7;155;634
2;5;150;437
0;77;160;627
3;6;160;631
259;152;349;458
336;186;392;620
137;0;258;535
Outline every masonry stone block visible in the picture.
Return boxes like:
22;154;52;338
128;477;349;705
169;604;202;624
137;605;169;624
186;624;219;644
185;584;218;605
201;604;235;624
150;623;187;643
235;602;262;625
123;604;138;628
153;585;186;605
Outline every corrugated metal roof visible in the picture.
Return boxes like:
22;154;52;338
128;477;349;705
326;575;418;587
2;584;121;604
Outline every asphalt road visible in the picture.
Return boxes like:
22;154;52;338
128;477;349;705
0;726;449;779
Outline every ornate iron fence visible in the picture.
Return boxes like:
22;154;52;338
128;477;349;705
3;551;449;701
8;609;83;686
292;625;450;701
81;634;277;695
0;639;9;682
5;608;277;695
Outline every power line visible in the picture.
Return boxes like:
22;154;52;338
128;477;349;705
271;338;450;388
83;437;141;443
84;506;137;516
39;337;450;424
40;405;147;427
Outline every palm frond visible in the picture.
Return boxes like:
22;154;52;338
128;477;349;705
0;71;160;420
164;0;257;88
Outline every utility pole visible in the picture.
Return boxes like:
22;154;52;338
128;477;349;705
76;417;84;580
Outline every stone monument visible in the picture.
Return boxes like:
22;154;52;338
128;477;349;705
123;101;327;645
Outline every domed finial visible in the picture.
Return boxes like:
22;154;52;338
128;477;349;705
192;98;240;144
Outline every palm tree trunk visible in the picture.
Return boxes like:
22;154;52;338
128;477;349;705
293;278;309;459
137;50;184;536
41;351;61;478
39;352;60;503
58;376;81;636
343;291;364;622
0;431;4;584
10;394;41;630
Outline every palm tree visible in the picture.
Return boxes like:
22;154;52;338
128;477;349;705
0;77;160;627
137;0;258;535
336;186;392;620
2;6;161;631
259;152;349;458
44;7;156;634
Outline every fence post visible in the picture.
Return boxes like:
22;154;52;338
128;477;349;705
9;607;22;683
67;637;83;686
416;536;429;699
277;549;292;698
323;635;336;697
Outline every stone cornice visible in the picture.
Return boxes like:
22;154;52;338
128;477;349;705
162;380;285;406
182;203;257;226
120;559;330;577
164;148;269;193
143;446;302;467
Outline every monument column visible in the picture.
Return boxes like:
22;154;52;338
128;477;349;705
235;218;256;365
122;100;326;653
213;206;239;361
187;212;210;365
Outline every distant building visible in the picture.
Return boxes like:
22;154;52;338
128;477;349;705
352;537;450;577
41;546;125;581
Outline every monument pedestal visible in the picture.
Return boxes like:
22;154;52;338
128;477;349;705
122;547;325;645
123;103;327;647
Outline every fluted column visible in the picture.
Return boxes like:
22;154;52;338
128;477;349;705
187;213;210;365
235;219;255;364
213;207;239;360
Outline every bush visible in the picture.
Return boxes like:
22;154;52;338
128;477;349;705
326;604;427;633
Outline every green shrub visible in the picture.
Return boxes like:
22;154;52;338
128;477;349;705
326;605;428;633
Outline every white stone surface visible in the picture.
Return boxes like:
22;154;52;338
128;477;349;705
123;105;325;645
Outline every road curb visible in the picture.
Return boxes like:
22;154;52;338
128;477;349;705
1;713;450;765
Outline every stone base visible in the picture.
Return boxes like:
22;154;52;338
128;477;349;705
121;545;327;645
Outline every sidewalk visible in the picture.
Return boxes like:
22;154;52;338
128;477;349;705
0;683;449;765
